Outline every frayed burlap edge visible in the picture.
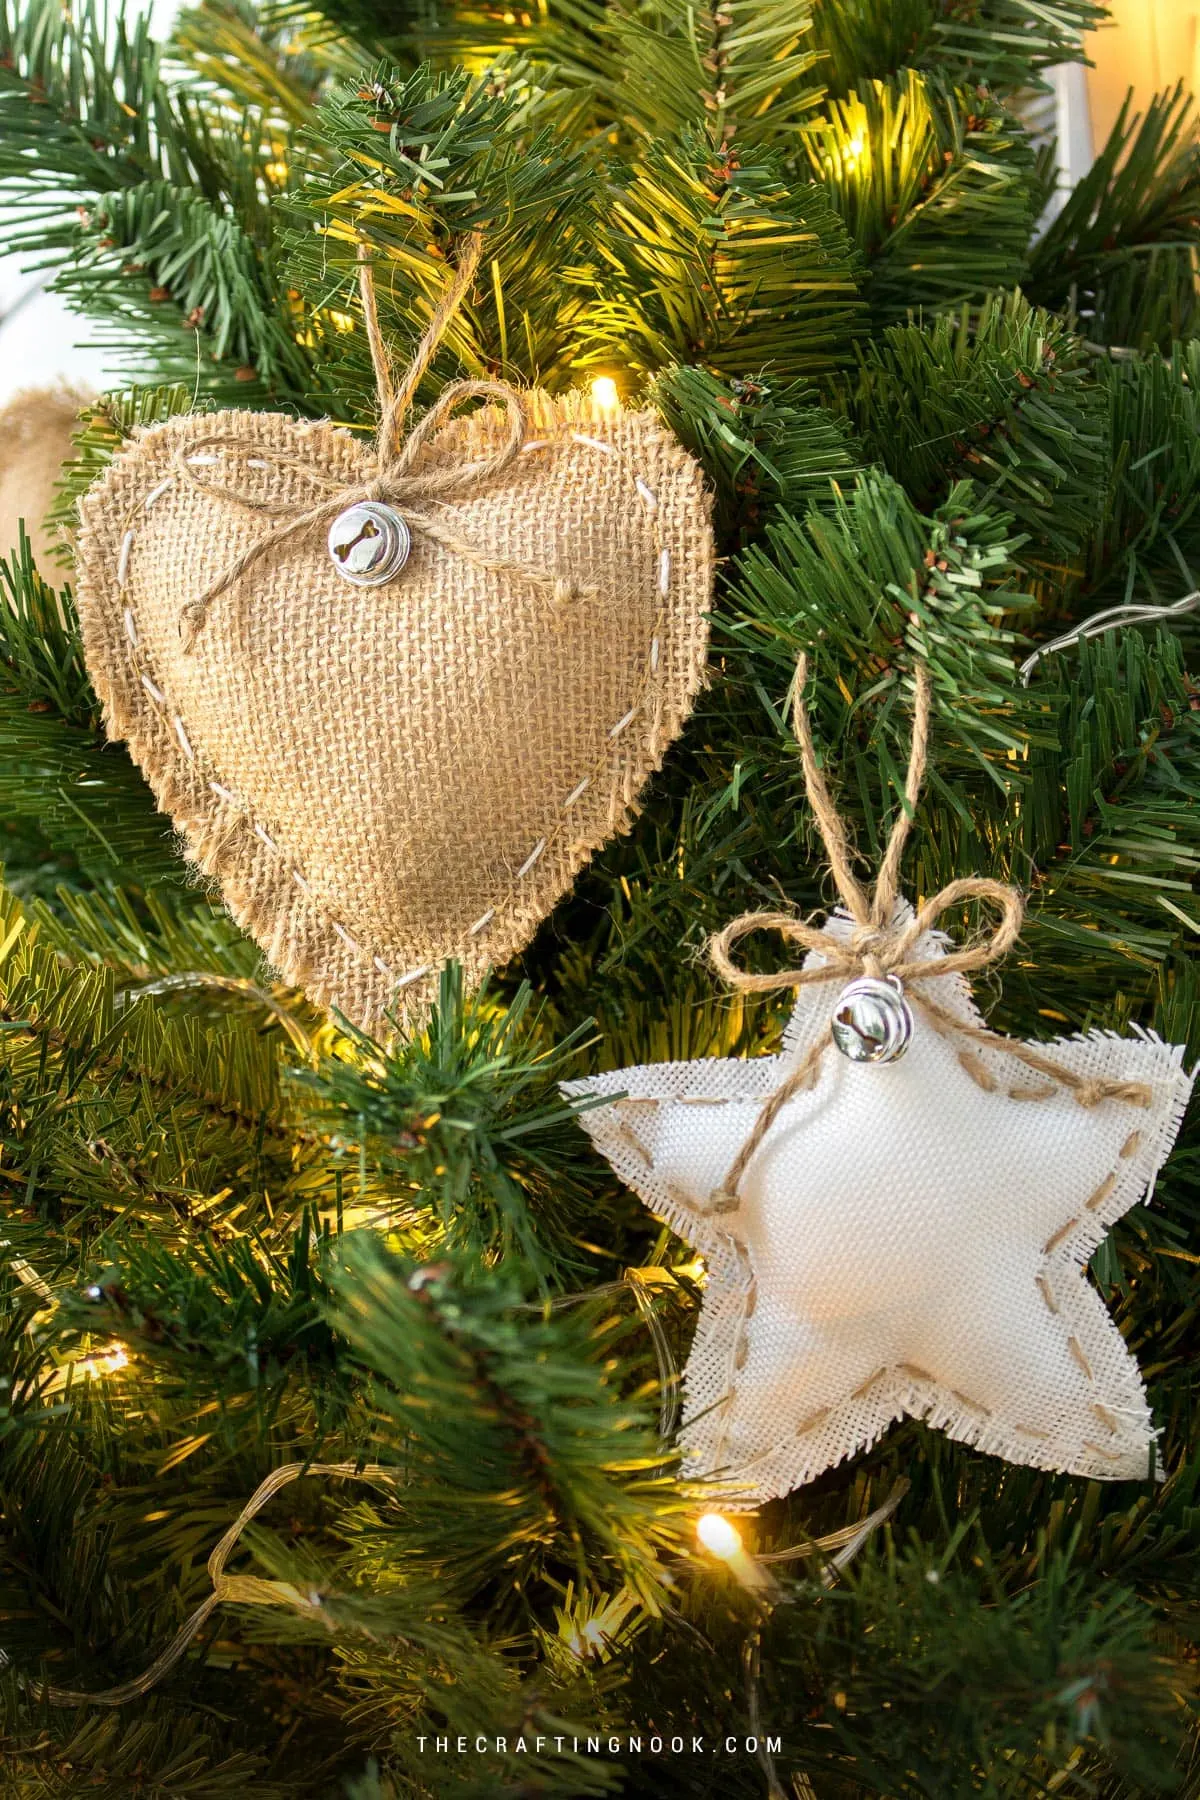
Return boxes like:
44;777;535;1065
74;391;713;1034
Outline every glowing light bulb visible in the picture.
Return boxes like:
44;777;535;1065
697;1511;743;1559
697;1510;775;1592
591;375;619;411
44;1342;130;1395
564;1618;608;1661
844;135;866;167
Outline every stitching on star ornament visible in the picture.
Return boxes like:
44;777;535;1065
563;659;1195;1505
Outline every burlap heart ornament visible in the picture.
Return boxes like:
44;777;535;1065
74;245;713;1031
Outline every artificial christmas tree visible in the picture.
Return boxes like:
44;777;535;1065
1;1;1199;1796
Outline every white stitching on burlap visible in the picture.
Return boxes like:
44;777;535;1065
144;475;174;509
515;838;546;879
395;964;430;990
113;414;678;1005
711;1243;756;1473
898;1361;935;1384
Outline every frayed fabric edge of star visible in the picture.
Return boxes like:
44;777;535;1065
563;657;1196;1504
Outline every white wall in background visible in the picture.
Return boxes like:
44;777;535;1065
1088;1;1200;150
0;266;113;404
1052;61;1096;206
0;0;174;406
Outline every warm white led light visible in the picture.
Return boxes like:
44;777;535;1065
697;1511;743;1559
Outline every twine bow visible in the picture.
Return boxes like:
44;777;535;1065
707;656;1152;1212
176;233;586;650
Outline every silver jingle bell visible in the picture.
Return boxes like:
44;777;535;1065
830;975;914;1065
327;500;412;587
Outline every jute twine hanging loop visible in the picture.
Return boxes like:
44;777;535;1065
708;657;1152;1209
176;233;582;649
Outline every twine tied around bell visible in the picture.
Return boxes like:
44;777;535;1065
174;233;592;651
706;655;1153;1213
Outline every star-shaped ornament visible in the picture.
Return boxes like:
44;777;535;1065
565;907;1193;1503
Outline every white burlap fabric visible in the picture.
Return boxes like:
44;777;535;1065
566;909;1193;1503
74;391;712;1029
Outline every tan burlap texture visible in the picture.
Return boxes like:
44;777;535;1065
0;386;89;569
74;392;713;1030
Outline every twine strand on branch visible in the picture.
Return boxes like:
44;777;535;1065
31;1284;896;1710
709;657;1152;1209
34;1461;403;1708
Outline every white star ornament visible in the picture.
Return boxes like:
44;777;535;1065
563;910;1193;1504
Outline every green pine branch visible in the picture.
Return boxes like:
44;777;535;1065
0;0;323;405
586;128;863;376
297;967;601;1280
285;61;603;394
1026;85;1200;355
0;536;178;894
810;0;1106;99
804;72;1038;323
842;291;1109;573
650;364;865;541
600;0;824;151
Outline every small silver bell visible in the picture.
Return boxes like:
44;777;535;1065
830;975;913;1065
327;501;412;586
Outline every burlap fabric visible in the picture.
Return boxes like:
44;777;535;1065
566;909;1193;1502
0;386;88;570
564;662;1194;1502
74;390;712;1030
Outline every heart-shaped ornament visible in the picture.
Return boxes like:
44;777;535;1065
75;392;713;1031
